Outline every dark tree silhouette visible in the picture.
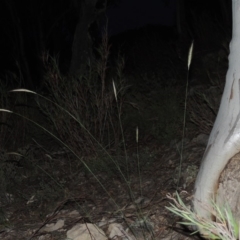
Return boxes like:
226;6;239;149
69;0;108;76
0;0;117;88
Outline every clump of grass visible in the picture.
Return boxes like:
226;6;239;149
1;84;153;239
0;28;154;238
0;34;127;236
40;30;127;157
166;192;239;240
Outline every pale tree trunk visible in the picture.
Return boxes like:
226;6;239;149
193;0;240;222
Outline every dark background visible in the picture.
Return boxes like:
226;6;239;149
0;0;232;89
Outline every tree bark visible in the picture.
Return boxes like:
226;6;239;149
193;0;240;222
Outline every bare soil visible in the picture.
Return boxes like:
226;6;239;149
0;131;207;240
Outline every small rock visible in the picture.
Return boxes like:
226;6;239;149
192;134;209;146
66;223;107;240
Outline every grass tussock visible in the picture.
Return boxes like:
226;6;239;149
0;31;155;238
167;192;239;240
40;37;127;156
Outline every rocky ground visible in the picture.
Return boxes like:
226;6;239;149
0;130;208;240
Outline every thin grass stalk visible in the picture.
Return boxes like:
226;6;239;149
178;41;194;187
136;126;142;197
112;81;135;200
99;26;110;104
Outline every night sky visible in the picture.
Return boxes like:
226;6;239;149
106;0;176;35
